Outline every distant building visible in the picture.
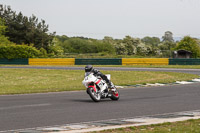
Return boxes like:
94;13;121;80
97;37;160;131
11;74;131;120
173;49;192;58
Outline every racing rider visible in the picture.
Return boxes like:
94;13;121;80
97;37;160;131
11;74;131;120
84;65;114;90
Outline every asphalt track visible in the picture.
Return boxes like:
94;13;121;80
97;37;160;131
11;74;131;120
0;66;200;131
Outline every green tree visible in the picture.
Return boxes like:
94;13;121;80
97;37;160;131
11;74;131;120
0;17;13;45
114;36;154;56
196;39;200;48
162;31;174;42
0;5;55;51
175;36;200;58
158;41;176;58
39;48;47;57
103;36;115;44
93;40;115;54
61;38;97;54
160;41;176;50
122;36;138;55
48;37;64;56
141;36;160;55
158;32;176;57
115;42;128;55
56;35;69;43
141;36;160;46
136;43;149;56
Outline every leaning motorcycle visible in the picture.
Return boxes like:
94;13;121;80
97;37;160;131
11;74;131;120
82;72;120;102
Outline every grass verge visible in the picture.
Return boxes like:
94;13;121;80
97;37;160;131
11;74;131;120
2;64;200;69
114;65;200;69
94;119;200;133
0;68;198;95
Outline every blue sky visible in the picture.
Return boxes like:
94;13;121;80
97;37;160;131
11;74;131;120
1;0;200;39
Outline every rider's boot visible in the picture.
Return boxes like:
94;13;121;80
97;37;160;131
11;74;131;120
108;81;116;91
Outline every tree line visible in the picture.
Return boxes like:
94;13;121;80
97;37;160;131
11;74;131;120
54;32;200;58
0;4;200;59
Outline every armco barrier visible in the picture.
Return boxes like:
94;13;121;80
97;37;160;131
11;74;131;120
2;58;200;65
169;58;200;65
0;58;28;65
122;58;169;65
29;58;75;65
75;58;122;65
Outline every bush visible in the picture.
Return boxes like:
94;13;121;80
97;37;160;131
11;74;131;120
175;36;200;58
39;47;48;57
0;44;41;59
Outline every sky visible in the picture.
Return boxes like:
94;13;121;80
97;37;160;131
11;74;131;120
0;0;200;39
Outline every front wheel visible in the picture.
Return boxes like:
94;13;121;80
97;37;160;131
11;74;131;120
87;87;101;102
110;88;120;101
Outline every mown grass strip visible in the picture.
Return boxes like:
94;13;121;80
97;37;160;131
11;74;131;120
95;119;200;133
0;68;198;95
2;64;200;69
120;65;200;69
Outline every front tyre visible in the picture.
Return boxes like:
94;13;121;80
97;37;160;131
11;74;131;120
110;88;120;101
87;87;101;102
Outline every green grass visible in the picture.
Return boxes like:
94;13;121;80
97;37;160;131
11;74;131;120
95;119;200;133
91;65;200;69
2;64;200;69
96;64;200;69
0;68;198;95
116;65;200;69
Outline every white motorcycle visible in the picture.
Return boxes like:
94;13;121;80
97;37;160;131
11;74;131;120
82;72;120;102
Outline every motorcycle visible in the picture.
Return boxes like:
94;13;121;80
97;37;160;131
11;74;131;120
82;72;120;102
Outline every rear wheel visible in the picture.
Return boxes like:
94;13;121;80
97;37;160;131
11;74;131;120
110;88;120;101
87;87;101;102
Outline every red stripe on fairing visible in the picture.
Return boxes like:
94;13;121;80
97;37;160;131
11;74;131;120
96;80;101;84
113;92;119;97
89;85;96;92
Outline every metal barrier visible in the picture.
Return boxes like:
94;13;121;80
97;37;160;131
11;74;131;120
75;58;122;65
0;58;28;65
169;59;200;65
122;58;169;65
1;58;200;65
29;58;75;65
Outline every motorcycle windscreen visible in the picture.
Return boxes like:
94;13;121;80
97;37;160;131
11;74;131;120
85;72;92;77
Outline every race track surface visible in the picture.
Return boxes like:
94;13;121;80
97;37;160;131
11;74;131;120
0;66;200;131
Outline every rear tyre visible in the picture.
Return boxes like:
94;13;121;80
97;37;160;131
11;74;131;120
87;87;101;102
110;88;120;101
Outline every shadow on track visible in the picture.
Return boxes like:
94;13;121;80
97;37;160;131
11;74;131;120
70;99;116;103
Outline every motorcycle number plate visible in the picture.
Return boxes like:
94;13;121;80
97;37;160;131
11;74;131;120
97;80;104;88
